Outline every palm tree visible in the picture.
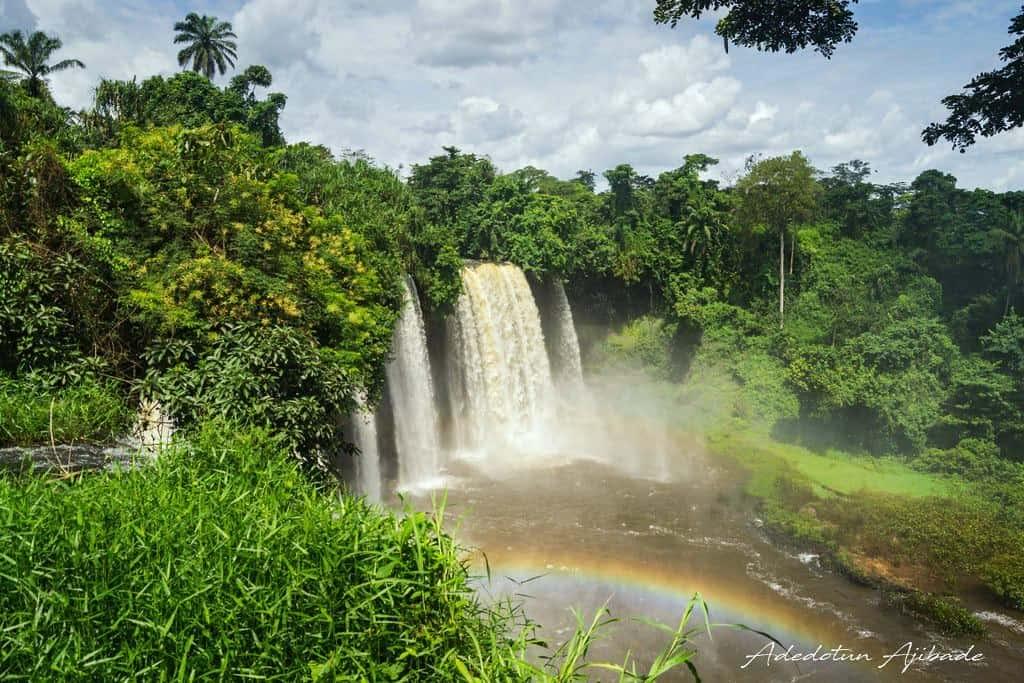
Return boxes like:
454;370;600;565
993;210;1024;315
681;193;726;258
173;13;238;80
0;30;84;98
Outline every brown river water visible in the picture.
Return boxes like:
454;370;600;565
403;391;1024;682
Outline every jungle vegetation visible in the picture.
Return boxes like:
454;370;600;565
3;10;1024;671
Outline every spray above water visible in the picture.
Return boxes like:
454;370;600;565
348;263;673;491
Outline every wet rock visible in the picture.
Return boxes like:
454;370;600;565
0;444;144;474
0;400;175;476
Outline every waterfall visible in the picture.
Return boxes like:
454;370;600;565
350;407;382;501
385;275;443;488
446;263;555;451
547;280;584;388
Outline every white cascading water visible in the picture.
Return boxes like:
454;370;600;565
350;407;382;501
446;263;556;453
547;280;585;389
385;275;443;488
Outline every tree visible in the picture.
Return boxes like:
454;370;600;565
653;154;729;260
173;13;238;80
0;30;84;98
992;211;1024;315
653;0;859;57
87;69;286;147
820;160;897;237
652;3;1024;150
573;170;596;192
734;151;819;327
923;8;1024;151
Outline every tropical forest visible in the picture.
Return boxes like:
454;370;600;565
3;1;1024;681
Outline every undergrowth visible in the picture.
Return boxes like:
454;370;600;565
0;374;130;447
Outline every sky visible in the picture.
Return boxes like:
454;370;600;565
3;0;1023;190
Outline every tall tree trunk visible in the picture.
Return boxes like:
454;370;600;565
779;229;786;329
789;233;796;275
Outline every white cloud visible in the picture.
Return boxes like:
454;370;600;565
454;96;526;142
0;0;37;32
628;77;743;137
7;0;1022;191
412;0;569;67
637;37;731;96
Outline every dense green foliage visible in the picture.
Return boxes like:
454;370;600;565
86;69;288;147
0;425;525;679
0;73;405;459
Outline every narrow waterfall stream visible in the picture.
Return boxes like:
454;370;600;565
542;278;585;388
349;407;381;502
350;264;1024;681
384;275;443;490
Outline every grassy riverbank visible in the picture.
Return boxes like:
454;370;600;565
0;424;537;679
594;324;1024;636
706;428;1024;634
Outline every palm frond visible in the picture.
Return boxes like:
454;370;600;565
176;45;195;68
48;58;85;73
213;22;237;38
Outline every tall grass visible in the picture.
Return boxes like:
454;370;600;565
0;375;130;447
0;422;711;680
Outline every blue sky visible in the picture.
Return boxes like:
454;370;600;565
2;0;1022;190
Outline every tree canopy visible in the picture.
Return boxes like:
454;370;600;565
923;7;1024;151
653;0;859;57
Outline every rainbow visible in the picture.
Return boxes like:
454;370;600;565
466;546;888;671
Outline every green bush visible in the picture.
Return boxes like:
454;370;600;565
982;555;1024;610
882;591;984;637
0;374;130;447
146;324;356;470
912;438;1024;481
601;316;678;377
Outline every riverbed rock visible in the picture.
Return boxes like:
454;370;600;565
0;444;141;474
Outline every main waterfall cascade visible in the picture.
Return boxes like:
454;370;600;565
384;275;444;489
445;263;559;453
348;263;594;496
